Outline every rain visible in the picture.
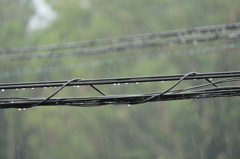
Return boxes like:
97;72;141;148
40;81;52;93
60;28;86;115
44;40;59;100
0;0;240;158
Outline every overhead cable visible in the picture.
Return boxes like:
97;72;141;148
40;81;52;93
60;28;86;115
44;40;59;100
1;42;240;79
1;22;240;54
1;32;240;61
0;71;240;109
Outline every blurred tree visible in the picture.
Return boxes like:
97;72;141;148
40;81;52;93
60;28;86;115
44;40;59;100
0;0;33;159
0;0;33;47
1;0;240;158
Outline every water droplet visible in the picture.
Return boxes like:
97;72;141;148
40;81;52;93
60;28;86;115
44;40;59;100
1;89;4;91
215;29;221;34
11;101;14;103
178;33;183;38
31;88;34;89
194;79;196;80
77;85;80;87
127;104;131;106
73;85;76;87
117;83;120;85
112;39;118;45
210;78;213;81
155;35;160;39
125;83;128;85
23;108;27;110
161;81;164;83
22;88;25;90
192;31;197;36
133;37;138;43
18;108;22;110
44;87;47;89
113;83;116;85
138;37;143;42
228;33;234;38
136;82;139;84
144;36;149;41
233;33;238;38
181;38;186;43
193;40;198;45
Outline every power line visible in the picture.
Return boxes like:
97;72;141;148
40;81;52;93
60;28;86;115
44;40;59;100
1;42;240;79
1;22;240;54
1;71;240;90
0;71;240;109
1;32;240;61
1;87;240;109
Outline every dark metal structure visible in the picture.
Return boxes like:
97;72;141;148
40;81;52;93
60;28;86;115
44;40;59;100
0;71;240;109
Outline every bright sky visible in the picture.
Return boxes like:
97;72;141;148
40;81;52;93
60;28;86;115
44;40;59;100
28;0;56;31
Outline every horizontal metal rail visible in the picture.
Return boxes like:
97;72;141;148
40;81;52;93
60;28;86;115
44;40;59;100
0;71;240;90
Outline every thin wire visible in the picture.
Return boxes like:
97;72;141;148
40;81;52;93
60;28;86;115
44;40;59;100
33;79;106;107
0;72;240;108
3;86;240;108
133;72;198;104
33;78;82;106
1;86;240;108
1;71;240;90
132;77;240;95
1;22;240;54
205;78;218;87
90;85;106;96
169;77;240;94
2;32;240;61
1;42;240;79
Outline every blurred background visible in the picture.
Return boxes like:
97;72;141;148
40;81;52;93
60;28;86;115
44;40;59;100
1;0;240;158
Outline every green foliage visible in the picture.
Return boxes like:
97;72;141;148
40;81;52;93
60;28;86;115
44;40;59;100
1;0;240;158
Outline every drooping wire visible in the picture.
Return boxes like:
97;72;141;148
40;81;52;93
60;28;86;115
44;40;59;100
0;71;240;108
1;22;240;54
1;42;240;79
33;78;83;107
1;71;240;90
1;32;240;61
205;78;218;87
169;77;240;94
132;72;198;104
32;78;106;107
